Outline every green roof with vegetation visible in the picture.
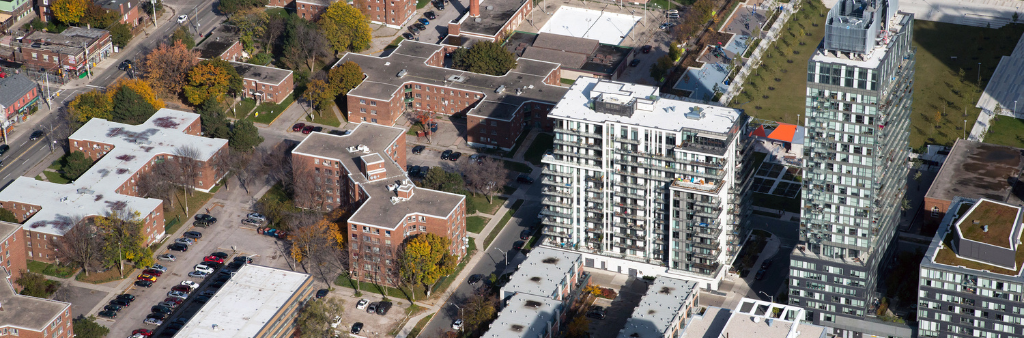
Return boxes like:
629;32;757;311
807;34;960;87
956;200;1020;248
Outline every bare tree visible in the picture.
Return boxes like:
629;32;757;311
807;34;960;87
211;148;256;193
292;159;336;212
137;161;176;209
284;22;331;72
50;215;101;276
171;145;205;215
255;143;294;190
461;157;510;203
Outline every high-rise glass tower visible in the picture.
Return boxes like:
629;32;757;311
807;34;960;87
788;0;915;336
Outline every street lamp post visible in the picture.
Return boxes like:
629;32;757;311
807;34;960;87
759;291;774;303
964;119;967;140
449;303;464;332
493;247;508;266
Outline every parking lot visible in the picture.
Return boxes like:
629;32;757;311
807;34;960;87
332;295;413;337
585;270;650;338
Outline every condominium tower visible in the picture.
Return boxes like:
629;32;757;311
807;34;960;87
539;77;747;289
788;0;914;336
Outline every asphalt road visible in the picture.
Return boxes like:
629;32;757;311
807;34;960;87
419;180;544;337
745;214;799;301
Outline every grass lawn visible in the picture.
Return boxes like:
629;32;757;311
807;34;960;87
484;199;523;249
560;78;576;85
504;130;530;158
47;160;60;170
27;261;75;278
407;314;433;338
232;98;257;118
467;195;506;215
247;94;295;124
416;0;430;8
984;116;1024;148
503;160;532;174
730;0;827;125
43;171;70;184
386;36;404;50
76;267;130;284
305;106;343;127
163;189;214;234
524;133;553;166
466;216;490;233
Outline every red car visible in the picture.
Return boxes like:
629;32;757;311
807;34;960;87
292;123;305;132
203;256;225;264
132;329;154;336
163;297;184;306
143;269;163;277
171;285;192;293
302;125;315;134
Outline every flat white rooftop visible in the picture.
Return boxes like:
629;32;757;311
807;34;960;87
482;293;562;338
174;265;311;338
682;298;827;338
617;276;698;338
502;247;581;300
551;77;742;135
811;12;911;69
0;109;226;236
539;6;640;45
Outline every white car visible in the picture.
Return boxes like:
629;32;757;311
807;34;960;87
247;213;267;222
194;264;214;274
157;254;176;261
177;15;187;23
188;271;209;278
667;13;680;18
667;9;678;14
356;299;369;309
180;280;199;291
452;319;463;330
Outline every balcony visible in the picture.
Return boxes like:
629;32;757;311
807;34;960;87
690;250;720;260
692;241;719;251
671;177;723;194
544;198;572;208
614;211;645;221
585;185;604;193
676;142;728;156
555;127;601;139
688;227;722;238
615;232;645;240
543;228;572;238
542;188;572;198
585;216;604;224
542;167;572;178
540;208;572;219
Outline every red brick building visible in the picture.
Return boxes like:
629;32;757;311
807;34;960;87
96;0;142;26
9;27;112;77
291;124;467;286
195;25;243;61
0;109;228;263
295;0;329;21
444;0;532;43
923;139;1024;222
0;221;73;338
230;61;294;104
0;73;41;129
352;0;414;28
336;40;567;151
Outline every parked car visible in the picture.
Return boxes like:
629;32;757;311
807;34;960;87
449;152;462;161
142;269;163;277
162;297;184;306
116;294;136;303
292;123;306;132
425;11;436;19
188;271;209;278
351;322;364;334
413;23;426;31
194;264;214;274
168;243;188;252
131;329;153;337
302;125;315;134
520;229;532;240
667;9;678;14
452;319;463;330
755;268;767;280
408;25;421;33
211;252;229;259
183;231;202;239
247;213;267;222
176;14;187;23
118;59;133;71
630;59;641;67
104;304;123;312
233;256;253;264
586;306;607;319
667;13;679;18
180;281;199;291
171;285;192;294
143;318;163;326
158;301;179;309
242;218;261;227
29;130;44;140
151;305;172;314
418;18;430;25
761;260;773;269
316;289;329;298
402;32;415;40
195;295;212;304
513;241;525;250
376;302;393;315
312;126;323;133
366;302;378;313
433;0;444;10
146;313;167;321
516;174;534;184
157;254;176;261
412;145;425;154
110;299;131;308
98;310;118;319
193;219;211;227
194;214;217;223
175;238;195;246
167;290;189;299
468;274;482;285
134;280;153;288
0;144;8;156
469;153;485;163
137;274;156;282
356;299;369;309
148;264;168;272
441;149;453;160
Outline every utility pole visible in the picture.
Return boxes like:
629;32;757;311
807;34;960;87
43;72;50;109
82;43;92;80
151;0;158;28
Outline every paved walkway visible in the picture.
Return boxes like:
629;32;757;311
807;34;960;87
720;234;780;309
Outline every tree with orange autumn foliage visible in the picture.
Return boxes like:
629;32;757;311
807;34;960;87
106;78;164;110
143;41;200;95
290;217;347;285
182;58;243;105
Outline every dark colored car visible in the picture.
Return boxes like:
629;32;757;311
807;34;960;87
163;297;184;306
211;252;229;259
233;256;253;264
143;269;163;277
642;45;652;53
312;126;323;133
520;229;532;240
441;149;453;160
449;152;462;161
135;280;153;288
513;241;525;250
171;285;192;293
352;322;364;334
425;11;436;19
403;32;415;40
413;23;426;31
183;231;202;239
433;0;444;10
516;174;534;184
194;214;217;223
0;144;9;156
376;301;393;315
292;123;305;132
412;145;425;154
226;262;243;270
408;25;420;33
110;299;131;307
132;329;153;336
630;59;641;67
146;313;167;321
316;289;329;299
29;130;44;141
151;305;172;314
104;304;123;312
193;220;211;227
118;59;133;70
366;302;378;313
302;125;315;134
761;260;773;269
195;295;212;303
168;243;188;252
586;306;607;319
116;294;136;302
755;269;767;280
468;274;482;285
98;310;118;319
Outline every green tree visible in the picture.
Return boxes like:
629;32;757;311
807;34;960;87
217;0;268;15
0;209;15;223
328;61;363;95
72;316;110;338
452;41;517;76
61;151;93;181
421;167;465;193
109;23;132;48
197;98;232;138
650;55;674;80
295;297;343;338
183;58;244;105
230;7;269;53
229;119;264;151
318;2;372;53
462;289;498;333
15;271;58;297
398;233;457;298
302;79;335;114
668;44;683;61
52;0;87;24
171;26;196;50
111;86;157;124
69;90;112;123
96;209;153;277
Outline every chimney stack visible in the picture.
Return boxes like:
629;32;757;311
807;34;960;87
470;0;480;16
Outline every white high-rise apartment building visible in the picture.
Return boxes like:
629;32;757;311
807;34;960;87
539;77;748;288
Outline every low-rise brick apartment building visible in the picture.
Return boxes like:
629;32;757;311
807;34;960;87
195;25;243;61
443;0;532;44
230;61;294;104
291;123;467;285
0;220;74;338
0;109;227;263
0;73;41;129
96;0;142;26
1;27;112;77
336;40;567;151
923;139;1024;223
918;196;1024;338
0;0;33;31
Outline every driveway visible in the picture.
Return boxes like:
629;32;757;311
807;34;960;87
588;275;649;338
